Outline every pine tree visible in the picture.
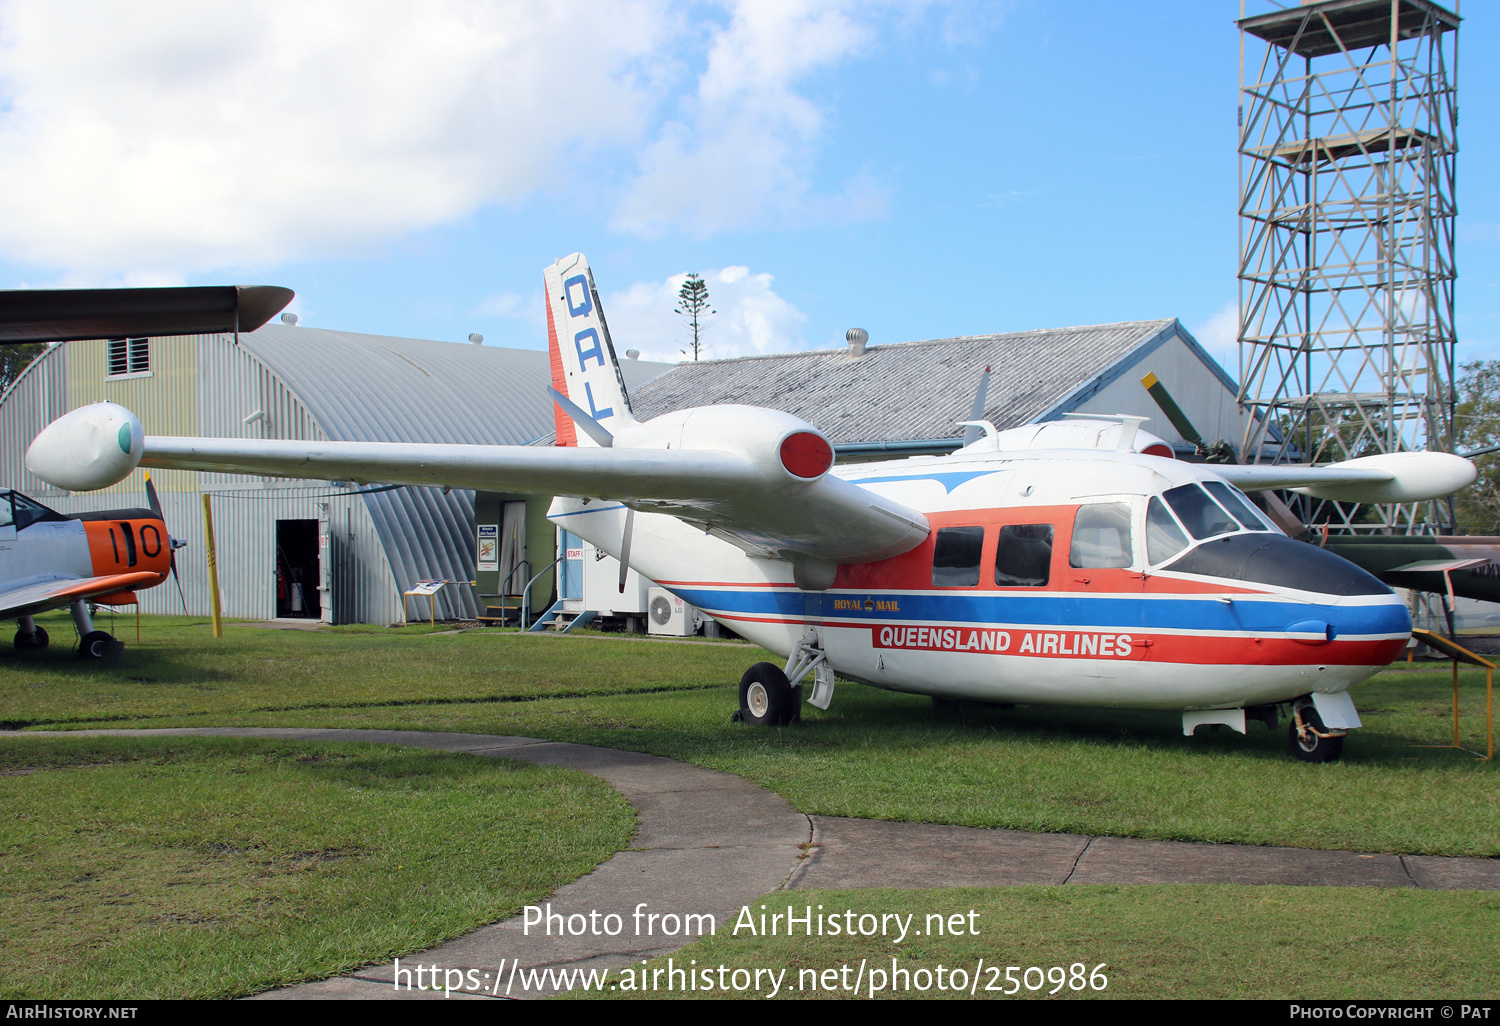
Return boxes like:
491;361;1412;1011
674;273;715;361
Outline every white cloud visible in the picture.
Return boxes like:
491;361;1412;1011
602;265;807;361
0;0;942;280
1191;298;1239;375
611;1;895;236
0;0;673;277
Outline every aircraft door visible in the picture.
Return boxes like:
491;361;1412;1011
559;529;584;603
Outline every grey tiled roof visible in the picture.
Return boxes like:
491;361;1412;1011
629;319;1184;444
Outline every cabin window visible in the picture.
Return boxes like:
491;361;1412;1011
995;524;1053;586
1070;503;1134;569
0;493;12;530
1146;496;1189;565
106;337;150;378
931;526;985;586
1164;484;1237;540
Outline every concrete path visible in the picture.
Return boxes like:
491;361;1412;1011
789;816;1500;891
8;726;1500;1000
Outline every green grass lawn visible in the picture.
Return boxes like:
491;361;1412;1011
575;886;1500;1000
0;735;635;999
5;611;1497;855
4;613;1498;1001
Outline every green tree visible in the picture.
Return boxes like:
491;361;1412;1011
1454;360;1500;534
674;273;715;361
0;343;46;397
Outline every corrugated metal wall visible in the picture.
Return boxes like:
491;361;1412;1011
57;486;398;622
0;344;67;497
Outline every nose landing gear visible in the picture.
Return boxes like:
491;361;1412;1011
1290;701;1345;763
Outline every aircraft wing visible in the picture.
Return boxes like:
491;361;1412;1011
1210;451;1476;503
132;435;928;565
0;572;163;619
0;285;294;345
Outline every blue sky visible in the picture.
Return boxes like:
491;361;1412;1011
0;1;1494;373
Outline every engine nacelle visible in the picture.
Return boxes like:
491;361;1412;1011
614;405;834;485
26;402;144;491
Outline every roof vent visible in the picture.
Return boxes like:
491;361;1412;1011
846;328;868;357
280;312;298;326
625;349;640;360
468;333;484;345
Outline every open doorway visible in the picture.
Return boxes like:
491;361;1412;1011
276;519;321;619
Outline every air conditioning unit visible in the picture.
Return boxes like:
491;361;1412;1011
647;587;698;637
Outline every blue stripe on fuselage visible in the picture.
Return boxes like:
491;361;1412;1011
839;470;998;493
667;586;1409;636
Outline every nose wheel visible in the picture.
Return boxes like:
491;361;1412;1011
1290;703;1345;763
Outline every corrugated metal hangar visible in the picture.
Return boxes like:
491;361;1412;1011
1;315;1244;626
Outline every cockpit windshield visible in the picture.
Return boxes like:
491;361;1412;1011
1148;481;1274;567
1;490;65;531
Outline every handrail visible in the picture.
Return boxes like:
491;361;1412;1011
520;557;561;630
500;559;531;598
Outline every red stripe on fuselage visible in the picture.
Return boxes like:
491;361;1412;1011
831;506;1267;595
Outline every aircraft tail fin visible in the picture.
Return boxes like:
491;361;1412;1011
544;254;637;448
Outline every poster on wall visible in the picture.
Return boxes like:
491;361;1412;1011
477;524;499;571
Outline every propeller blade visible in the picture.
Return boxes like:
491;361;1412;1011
618;507;634;593
171;552;188;614
1139;372;1206;448
143;470;163;516
145;470;190;612
1139;371;1240;465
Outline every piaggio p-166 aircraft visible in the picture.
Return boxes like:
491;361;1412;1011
24;255;1478;759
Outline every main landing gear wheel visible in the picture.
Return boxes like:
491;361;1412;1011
1290;703;1344;764
14;627;48;651
78;630;114;660
736;662;799;726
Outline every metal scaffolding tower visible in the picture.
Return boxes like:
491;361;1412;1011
1237;0;1460;532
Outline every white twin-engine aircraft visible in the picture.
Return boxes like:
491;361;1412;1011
26;254;1478;761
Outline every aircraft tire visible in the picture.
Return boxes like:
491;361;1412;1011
14;627;49;652
1289;704;1344;763
738;662;797;726
78;630;113;660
